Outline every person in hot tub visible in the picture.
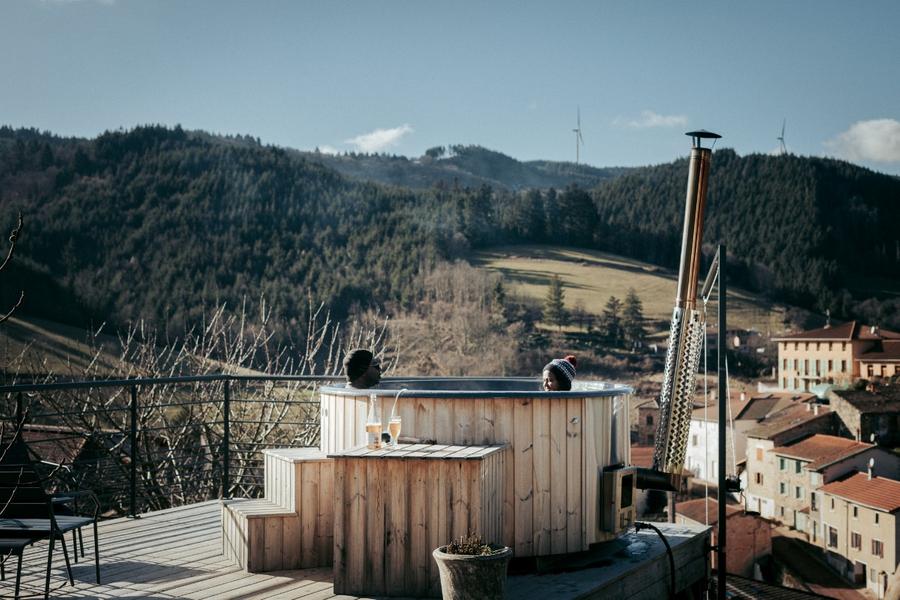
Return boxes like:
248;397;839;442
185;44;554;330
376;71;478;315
343;348;382;389
542;355;577;391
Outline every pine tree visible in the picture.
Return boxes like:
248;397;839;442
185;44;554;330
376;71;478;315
622;288;647;350
600;295;622;346
543;275;568;330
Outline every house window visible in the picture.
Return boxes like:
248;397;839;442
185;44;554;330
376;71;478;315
795;342;799;351
804;359;809;375
868;365;874;377
782;377;787;388
780;506;785;517
779;458;786;471
756;448;763;461
755;472;763;485
795;461;802;474
646;415;653;426
795;486;804;499
812;522;817;542
793;358;799;371
805;343;810;351
827;359;833;372
779;482;787;495
874;513;879;525
829;342;833;351
851;532;861;549
841;360;847;372
828;526;838;548
783;358;787;370
872;539;884;558
842;342;847;351
853;506;858;519
811;493;817;511
831;498;835;511
692;435;698;447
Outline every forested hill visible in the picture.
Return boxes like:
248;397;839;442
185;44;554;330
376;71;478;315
2;125;899;340
298;144;632;191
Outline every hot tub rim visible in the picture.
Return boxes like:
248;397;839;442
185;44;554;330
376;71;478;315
319;376;633;398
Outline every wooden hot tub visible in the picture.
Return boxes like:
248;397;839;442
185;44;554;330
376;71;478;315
319;377;632;557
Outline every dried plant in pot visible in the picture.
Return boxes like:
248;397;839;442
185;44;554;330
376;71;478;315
432;534;512;600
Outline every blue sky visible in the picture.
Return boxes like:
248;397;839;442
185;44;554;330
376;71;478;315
2;0;899;174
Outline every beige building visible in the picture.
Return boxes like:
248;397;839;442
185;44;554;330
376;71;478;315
744;402;833;519
774;321;900;392
813;472;900;597
770;434;899;533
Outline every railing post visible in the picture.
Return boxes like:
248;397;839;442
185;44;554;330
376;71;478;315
222;379;230;499
130;385;138;518
15;392;23;428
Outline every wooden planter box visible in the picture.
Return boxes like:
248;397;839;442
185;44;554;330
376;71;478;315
331;443;507;598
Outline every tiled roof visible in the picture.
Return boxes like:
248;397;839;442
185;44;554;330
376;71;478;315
820;472;900;513
828;385;900;413
690;398;748;422
772;320;900;342
772;434;871;471
675;498;741;527
721;574;830;599
858;340;900;362
745;403;831;441
734;392;815;421
630;445;654;468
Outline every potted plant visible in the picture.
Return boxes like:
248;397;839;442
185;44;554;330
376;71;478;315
432;534;512;600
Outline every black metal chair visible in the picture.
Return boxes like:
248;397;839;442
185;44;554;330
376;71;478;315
0;431;100;598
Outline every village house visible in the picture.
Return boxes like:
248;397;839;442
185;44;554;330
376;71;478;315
744;402;834;519
812;472;900;597
826;384;900;447
769;434;899;533
634;399;659;446
676;498;772;578
774;321;900;393
684;392;814;486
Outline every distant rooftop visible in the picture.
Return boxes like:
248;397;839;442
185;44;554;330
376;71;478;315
734;392;815;422
858;339;900;362
745;402;831;441
828;384;900;413
676;498;741;527
820;472;900;513
772;434;872;471
773;321;900;342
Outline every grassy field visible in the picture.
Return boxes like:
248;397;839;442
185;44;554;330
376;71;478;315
472;244;794;336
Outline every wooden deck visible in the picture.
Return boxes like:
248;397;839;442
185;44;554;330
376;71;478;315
1;500;711;599
2;500;361;600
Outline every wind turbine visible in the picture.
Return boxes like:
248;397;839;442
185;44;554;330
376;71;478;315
573;107;584;164
777;119;787;155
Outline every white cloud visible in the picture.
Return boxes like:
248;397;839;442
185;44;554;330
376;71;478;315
613;110;688;129
824;119;900;163
345;124;414;153
316;145;339;155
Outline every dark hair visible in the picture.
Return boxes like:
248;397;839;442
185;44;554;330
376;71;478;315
343;349;373;381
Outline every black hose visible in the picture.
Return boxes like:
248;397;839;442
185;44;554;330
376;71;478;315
635;521;676;600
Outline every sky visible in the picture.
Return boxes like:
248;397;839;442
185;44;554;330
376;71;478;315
2;0;899;175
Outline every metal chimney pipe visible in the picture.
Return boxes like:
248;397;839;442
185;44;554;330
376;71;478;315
641;130;720;492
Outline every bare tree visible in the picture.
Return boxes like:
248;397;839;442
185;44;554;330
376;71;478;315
5;296;398;514
0;213;24;324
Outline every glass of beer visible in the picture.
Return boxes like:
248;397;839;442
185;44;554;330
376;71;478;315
388;416;402;447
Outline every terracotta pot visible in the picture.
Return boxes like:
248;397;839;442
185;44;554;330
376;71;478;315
432;545;512;600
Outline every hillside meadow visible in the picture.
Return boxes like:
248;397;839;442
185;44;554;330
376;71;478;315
472;244;792;335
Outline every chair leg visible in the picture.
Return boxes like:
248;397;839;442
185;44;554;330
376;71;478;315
1;553;5;580
14;552;23;600
72;530;79;563
79;527;85;558
93;521;100;584
44;536;55;600
59;534;74;586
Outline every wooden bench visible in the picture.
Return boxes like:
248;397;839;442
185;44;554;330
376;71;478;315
221;448;333;572
330;443;508;598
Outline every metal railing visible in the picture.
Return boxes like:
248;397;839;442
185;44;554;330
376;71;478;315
1;374;343;518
